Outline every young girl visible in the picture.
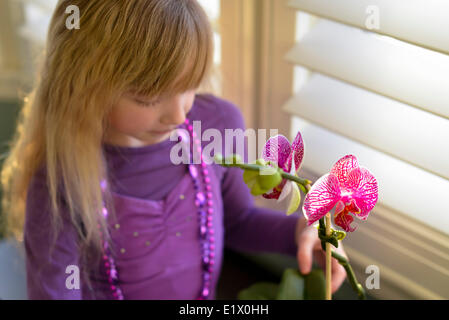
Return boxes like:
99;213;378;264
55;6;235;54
0;0;347;299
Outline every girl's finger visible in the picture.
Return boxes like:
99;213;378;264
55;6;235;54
297;234;315;274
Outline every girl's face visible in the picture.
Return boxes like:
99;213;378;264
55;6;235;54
104;89;197;147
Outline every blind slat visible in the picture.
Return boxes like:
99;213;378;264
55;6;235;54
285;19;449;119
284;73;449;180
288;0;449;55
291;116;449;234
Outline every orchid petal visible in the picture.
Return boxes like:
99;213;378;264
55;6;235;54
347;198;361;214
335;200;345;216
351;167;379;220
286;181;301;215
277;180;292;203
330;155;359;191
335;211;356;232
262;135;291;171
303;174;341;225
285;131;305;173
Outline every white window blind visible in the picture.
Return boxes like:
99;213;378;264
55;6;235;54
18;0;58;46
197;0;222;96
283;0;449;234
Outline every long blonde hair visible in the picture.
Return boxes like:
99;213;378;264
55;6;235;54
1;0;213;280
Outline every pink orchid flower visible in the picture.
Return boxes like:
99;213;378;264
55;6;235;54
261;132;304;214
302;155;378;232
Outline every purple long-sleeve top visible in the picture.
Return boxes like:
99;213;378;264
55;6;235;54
24;93;301;299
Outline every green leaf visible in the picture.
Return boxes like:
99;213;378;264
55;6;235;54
237;282;280;300
304;269;326;300
276;268;304;300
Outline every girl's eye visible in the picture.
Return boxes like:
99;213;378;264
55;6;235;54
135;99;160;107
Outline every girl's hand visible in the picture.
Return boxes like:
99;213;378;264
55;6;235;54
294;216;347;294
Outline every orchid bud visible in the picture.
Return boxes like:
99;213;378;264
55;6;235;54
243;159;283;196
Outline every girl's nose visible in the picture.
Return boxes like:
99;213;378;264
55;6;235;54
160;93;188;127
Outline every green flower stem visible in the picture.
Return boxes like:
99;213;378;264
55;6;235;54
216;161;312;189
318;217;366;300
331;250;366;300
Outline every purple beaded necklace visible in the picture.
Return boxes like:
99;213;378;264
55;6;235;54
98;118;215;300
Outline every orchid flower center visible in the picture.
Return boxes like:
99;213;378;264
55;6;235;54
337;198;361;216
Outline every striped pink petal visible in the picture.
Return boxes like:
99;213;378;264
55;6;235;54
285;131;305;174
303;173;341;225
351;167;379;220
330;155;360;191
262;135;291;172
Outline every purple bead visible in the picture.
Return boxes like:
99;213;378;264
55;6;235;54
196;192;205;205
199;210;207;217
203;273;211;281
189;165;198;178
200;226;207;236
195;199;204;208
203;256;210;264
